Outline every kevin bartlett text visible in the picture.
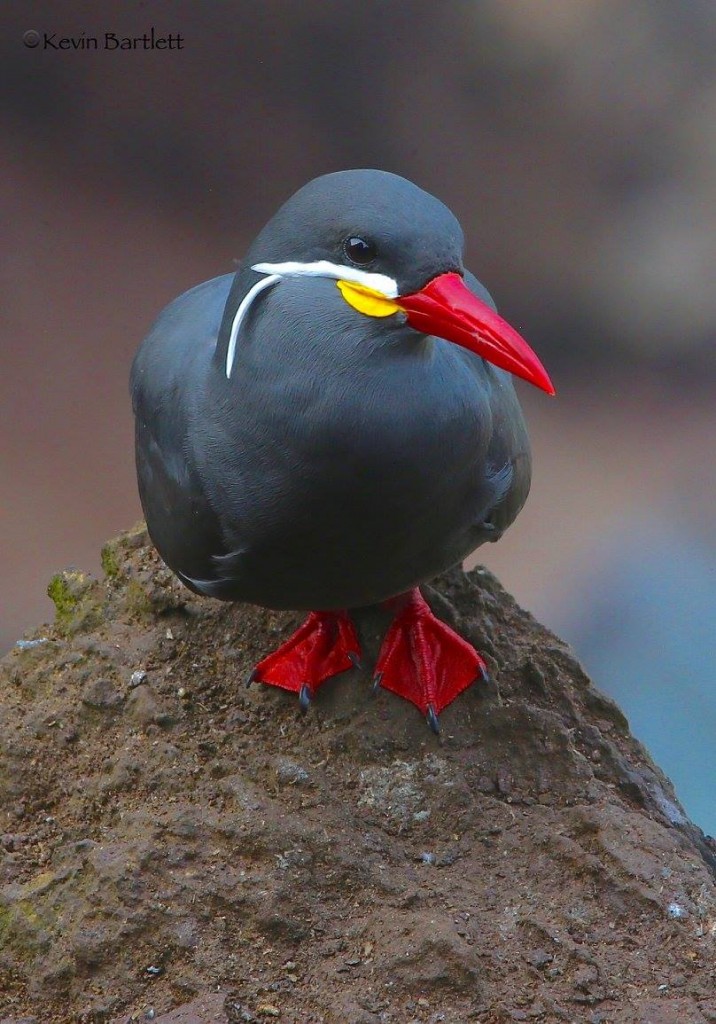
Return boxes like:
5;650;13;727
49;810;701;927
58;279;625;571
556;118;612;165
41;29;184;50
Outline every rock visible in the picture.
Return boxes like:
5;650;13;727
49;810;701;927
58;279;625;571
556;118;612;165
81;677;124;710
126;684;175;729
0;528;714;1023
274;757;310;786
111;993;226;1023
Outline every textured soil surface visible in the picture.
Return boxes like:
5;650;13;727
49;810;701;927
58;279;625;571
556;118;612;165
1;526;715;1024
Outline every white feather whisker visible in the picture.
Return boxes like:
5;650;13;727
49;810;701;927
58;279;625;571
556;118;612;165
225;261;399;378
225;274;280;378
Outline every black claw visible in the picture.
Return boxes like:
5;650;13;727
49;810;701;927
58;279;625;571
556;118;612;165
246;668;258;689
348;651;363;670
426;704;440;734
298;683;313;712
371;671;383;696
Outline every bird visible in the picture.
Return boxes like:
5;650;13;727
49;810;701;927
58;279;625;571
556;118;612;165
130;169;554;732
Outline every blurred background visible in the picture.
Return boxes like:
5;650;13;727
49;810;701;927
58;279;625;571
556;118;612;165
2;1;714;832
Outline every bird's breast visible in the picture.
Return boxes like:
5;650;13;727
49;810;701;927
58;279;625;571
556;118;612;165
206;341;494;608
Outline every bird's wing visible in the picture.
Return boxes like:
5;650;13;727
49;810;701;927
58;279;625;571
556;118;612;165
175;546;250;600
462;270;533;542
130;274;235;582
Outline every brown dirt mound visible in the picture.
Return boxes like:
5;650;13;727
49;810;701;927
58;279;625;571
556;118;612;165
1;526;715;1024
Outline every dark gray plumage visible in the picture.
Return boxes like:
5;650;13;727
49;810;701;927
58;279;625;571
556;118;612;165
132;171;530;608
131;170;552;726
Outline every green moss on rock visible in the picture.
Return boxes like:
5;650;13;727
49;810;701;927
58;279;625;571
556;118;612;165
100;544;121;580
0;900;50;957
100;522;148;581
47;570;102;636
124;578;153;619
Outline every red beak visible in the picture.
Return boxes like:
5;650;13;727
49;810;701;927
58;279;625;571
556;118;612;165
397;272;555;395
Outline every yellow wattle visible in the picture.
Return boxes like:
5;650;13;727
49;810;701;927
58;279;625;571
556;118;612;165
336;280;401;318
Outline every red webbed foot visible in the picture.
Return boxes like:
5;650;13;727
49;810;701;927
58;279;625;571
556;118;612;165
373;588;488;732
250;610;361;709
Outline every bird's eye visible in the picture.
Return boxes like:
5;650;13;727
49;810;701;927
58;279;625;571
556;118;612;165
344;236;377;266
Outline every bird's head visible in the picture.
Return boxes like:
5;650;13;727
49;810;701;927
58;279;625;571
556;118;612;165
223;169;554;396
